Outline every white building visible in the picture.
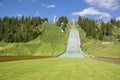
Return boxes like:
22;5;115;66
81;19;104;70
53;14;56;23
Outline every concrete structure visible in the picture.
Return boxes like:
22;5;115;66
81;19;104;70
59;26;84;58
53;14;56;23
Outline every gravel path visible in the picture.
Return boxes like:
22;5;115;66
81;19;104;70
59;26;84;58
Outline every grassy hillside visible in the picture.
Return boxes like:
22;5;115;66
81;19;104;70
0;58;119;80
77;25;120;58
33;23;69;56
0;23;70;56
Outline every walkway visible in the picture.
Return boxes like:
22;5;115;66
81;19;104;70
59;26;84;58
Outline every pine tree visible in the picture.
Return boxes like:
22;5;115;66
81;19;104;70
57;16;68;27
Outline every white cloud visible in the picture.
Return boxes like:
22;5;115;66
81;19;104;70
47;5;55;8
84;0;119;10
16;13;23;17
116;17;120;21
41;4;56;8
72;7;111;18
73;7;99;16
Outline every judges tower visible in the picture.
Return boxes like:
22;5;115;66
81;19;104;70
53;14;56;23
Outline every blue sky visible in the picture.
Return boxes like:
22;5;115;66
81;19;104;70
0;0;120;21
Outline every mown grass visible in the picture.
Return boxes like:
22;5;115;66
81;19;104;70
0;23;70;56
33;23;69;56
77;25;120;58
0;58;120;80
88;42;120;58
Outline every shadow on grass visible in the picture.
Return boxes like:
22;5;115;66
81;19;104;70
0;56;55;62
87;56;120;64
0;56;119;64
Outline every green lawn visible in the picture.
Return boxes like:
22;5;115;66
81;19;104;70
34;23;69;56
0;58;120;80
0;23;69;56
77;25;120;58
84;42;120;58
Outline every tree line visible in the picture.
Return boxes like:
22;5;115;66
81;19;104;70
56;16;68;27
0;16;48;43
1;15;119;43
78;16;98;39
78;16;120;41
110;18;120;27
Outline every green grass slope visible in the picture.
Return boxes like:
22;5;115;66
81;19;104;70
77;25;120;58
0;58;120;80
84;42;120;58
33;23;69;56
0;23;69;56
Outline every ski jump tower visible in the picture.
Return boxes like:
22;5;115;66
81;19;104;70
53;14;56;23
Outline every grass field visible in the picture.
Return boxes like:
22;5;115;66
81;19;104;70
0;23;120;80
83;42;120;58
0;58;120;80
77;25;120;58
0;23;69;56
